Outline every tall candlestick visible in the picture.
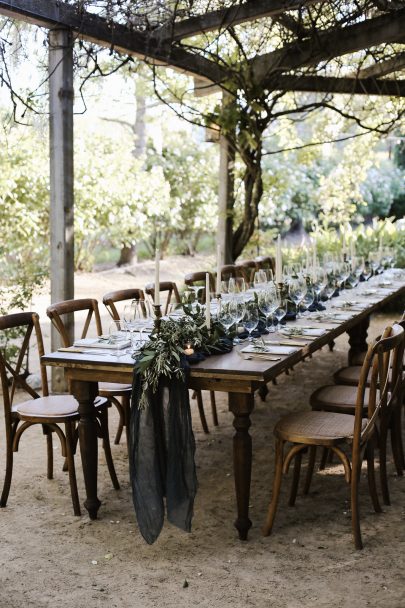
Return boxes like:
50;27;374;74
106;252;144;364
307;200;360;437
312;240;317;282
205;273;211;330
216;244;222;295
275;235;282;283
154;249;160;306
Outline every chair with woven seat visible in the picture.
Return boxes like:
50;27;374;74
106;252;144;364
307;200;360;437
103;288;145;321
0;312;119;516
47;298;132;446
184;272;215;304
311;318;405;498
263;324;404;549
145;281;181;315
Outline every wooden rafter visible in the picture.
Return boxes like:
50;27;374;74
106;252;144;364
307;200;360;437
0;0;225;83
276;74;405;96
156;0;320;42
357;52;405;78
251;7;405;83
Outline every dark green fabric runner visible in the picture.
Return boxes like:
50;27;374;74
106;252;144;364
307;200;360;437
129;371;198;544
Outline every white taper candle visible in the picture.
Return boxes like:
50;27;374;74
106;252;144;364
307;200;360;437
216;244;222;295
275;235;282;283
205;273;211;330
154;249;160;306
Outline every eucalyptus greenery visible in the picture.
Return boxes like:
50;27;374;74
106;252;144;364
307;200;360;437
134;306;225;409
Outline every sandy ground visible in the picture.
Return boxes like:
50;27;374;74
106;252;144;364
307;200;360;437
1;262;404;608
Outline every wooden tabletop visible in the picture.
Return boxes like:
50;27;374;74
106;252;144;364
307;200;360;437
42;274;405;389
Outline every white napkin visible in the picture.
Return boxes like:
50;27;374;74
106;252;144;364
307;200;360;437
241;344;299;355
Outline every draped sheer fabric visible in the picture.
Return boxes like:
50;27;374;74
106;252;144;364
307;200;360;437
129;370;197;544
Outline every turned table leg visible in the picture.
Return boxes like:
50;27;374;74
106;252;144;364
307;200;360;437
71;378;101;519
347;315;370;365
229;392;254;540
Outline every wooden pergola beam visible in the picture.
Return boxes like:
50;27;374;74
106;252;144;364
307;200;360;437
252;7;405;83
157;0;320;42
276;74;405;96
357;53;405;78
0;0;226;84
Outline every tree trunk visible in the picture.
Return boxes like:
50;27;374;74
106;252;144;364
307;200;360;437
117;244;137;266
232;150;263;261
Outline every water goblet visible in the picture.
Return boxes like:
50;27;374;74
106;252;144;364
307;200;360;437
108;320;128;356
217;299;236;335
243;303;259;341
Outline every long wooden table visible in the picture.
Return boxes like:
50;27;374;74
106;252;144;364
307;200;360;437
43;277;405;540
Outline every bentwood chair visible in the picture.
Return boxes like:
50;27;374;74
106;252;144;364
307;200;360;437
103;288;145;321
184;272;215;303
263;324;404;549
235;260;258;284
311;318;405;501
46;298;132;445
0;312;118;516
256;256;275;273
220;265;239;281
144;281;181;315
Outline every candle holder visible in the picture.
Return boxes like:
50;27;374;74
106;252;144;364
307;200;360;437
153;304;162;333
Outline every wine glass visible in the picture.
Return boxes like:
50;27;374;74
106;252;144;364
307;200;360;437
301;289;315;315
253;270;267;291
243;303;259;341
289;275;307;318
274;298;287;330
108;320;128;356
258;288;278;333
229;296;245;343
217;299;236;335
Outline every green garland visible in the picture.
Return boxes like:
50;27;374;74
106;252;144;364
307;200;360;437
134;305;225;409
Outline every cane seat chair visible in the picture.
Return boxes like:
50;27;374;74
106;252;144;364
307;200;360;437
235;260;258;284
47;298;132;445
310;320;405;502
263;324;404;550
0;312;119;516
184;272;215;303
103;288;145;321
144;281;181;316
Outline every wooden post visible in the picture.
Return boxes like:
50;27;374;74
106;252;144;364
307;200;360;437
217;110;235;264
49;27;74;392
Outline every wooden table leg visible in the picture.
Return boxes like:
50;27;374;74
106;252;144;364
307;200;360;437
71;378;101;519
347;315;370;365
228;392;254;541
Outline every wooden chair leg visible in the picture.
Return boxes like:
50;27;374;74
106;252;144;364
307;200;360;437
379;420;390;506
210;391;219;426
263;439;284;536
319;447;329;470
366;441;382;513
46;429;54;480
289;451;302;507
195;390;209;434
0;435;14;508
303;446;316;495
390;407;404;475
351;456;363;550
98;409;120;490
111;397;125;445
65;422;81;516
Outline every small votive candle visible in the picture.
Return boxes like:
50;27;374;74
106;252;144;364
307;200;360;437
184;343;194;356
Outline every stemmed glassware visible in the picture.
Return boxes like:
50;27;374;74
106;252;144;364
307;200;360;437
274;297;287;330
217;299;237;334
230;296;245;343
243;302;259;341
108;320;128;356
288;275;307;318
258;288;278;333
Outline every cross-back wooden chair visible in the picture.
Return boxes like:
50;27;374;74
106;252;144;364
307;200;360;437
235;260;258;284
103;288;145;321
0;312;118;516
184;272;215;303
220;264;241;282
46;298;132;445
263;323;404;550
144;281;181;316
311;315;405;502
255;256;275;273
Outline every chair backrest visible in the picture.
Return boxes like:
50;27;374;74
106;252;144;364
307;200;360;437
184;272;215;302
256;256;275;272
144;281;181;315
235;260;258;283
46;298;102;347
354;323;404;450
0;312;49;426
220;265;239;281
102;288;146;321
